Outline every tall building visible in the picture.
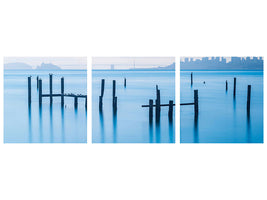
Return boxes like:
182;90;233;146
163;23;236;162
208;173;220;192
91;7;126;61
111;64;114;70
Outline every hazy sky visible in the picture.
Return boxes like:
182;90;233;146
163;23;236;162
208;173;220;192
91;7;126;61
92;57;175;69
4;57;87;69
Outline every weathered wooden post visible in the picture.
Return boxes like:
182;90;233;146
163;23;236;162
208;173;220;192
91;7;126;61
74;96;78;109
37;76;39;90
233;77;236;98
226;80;228;91
191;72;193;85
49;74;53;104
155;96;160;123
112;80;117;110
85;96;87;109
247;85;251;113
194;90;198;115
156;85;158;91
168;100;174;121
99;96;103;111
61;77;64;107
39;79;42;106
149;99;153;123
28;76;31;105
124;78;126;87
156;89;161;106
112;80;116;99
101;79;105;97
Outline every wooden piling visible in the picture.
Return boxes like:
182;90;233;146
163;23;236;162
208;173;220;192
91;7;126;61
155;99;160;123
99;96;103;111
85;96;87;109
28;76;31;105
226;80;228;91
49;74;53;104
168;100;174;121
74;96;78;109
37;76;39;90
157;89;160;108
233;77;236;98
39;79;42;105
149;99;153;123
112;80;116;98
124;78;126;87
61;77;64;107
112;80;116;110
194;90;198;115
247;85;251;112
191;72;193;85
101;79;105;97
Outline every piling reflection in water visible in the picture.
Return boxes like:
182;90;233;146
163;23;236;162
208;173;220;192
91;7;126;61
39;104;43;142
99;110;105;143
149;123;153;143
247;109;251;143
113;110;117;143
193;113;199;143
168;120;174;143
61;107;65;142
28;104;32;143
49;105;53;143
155;123;161;143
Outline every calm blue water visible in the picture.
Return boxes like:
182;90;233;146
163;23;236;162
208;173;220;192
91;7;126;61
92;70;175;143
180;71;263;143
4;70;87;143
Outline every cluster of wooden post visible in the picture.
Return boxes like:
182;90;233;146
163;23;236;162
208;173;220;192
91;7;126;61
28;75;86;109
143;85;174;123
99;78;126;112
191;72;193;86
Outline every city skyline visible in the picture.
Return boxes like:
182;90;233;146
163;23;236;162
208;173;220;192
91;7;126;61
181;56;263;70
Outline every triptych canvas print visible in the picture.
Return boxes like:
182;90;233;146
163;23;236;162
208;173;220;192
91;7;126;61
3;56;263;143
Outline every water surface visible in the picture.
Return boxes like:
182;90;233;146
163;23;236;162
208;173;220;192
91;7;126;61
180;70;263;143
92;70;175;143
4;70;87;143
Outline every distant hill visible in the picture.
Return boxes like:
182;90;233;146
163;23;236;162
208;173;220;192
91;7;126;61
126;62;175;71
36;63;61;70
157;62;175;70
4;62;33;70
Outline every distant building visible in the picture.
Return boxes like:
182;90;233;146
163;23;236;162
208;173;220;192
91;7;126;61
111;64;114;70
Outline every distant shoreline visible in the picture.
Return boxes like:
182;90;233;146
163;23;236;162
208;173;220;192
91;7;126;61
180;69;263;72
4;69;87;71
92;69;175;71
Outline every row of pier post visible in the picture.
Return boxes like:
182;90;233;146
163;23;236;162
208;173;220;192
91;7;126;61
28;74;87;109
99;78;121;112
